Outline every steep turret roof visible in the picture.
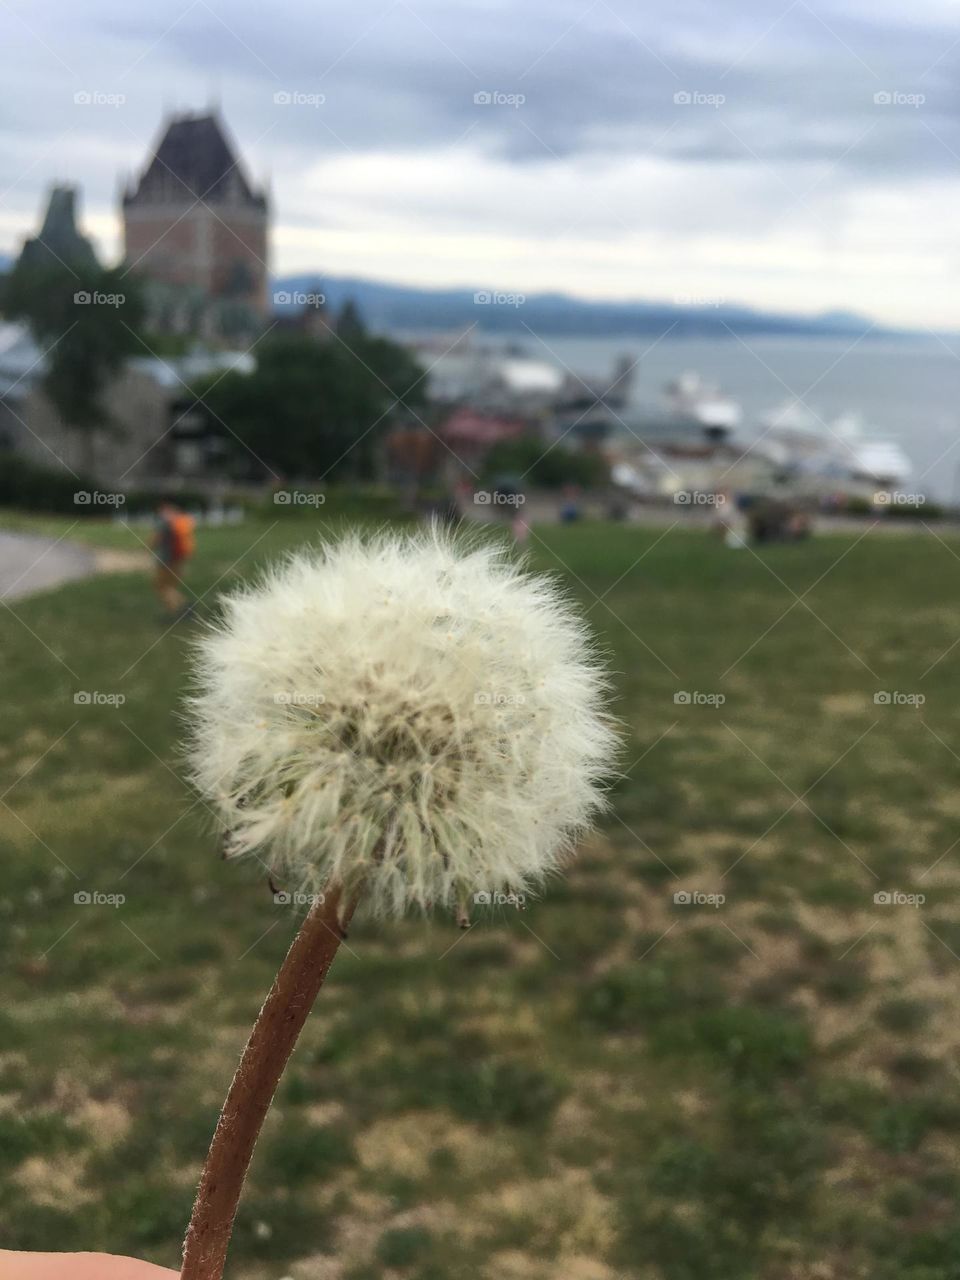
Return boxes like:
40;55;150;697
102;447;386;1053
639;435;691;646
123;112;267;209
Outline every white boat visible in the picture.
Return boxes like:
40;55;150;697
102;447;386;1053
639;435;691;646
664;371;742;431
760;401;832;456
758;402;913;490
830;411;913;486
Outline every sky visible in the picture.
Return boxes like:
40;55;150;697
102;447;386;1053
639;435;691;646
1;0;958;326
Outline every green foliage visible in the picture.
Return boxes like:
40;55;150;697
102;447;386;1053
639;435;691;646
358;1040;566;1127
2;261;146;434
120;487;216;516
814;956;870;1002
335;298;367;344
582;956;722;1030
376;1225;434;1267
484;435;609;489
888;1051;940;1084
259;1122;354;1181
819;1077;960;1154
0;451;95;514
196;331;427;480
650;1006;812;1083
619;1087;825;1280
0;1112;81;1173
0;1197;89;1251
137;330;192;357
231;1191;335;1260
885;501;942;519
844;495;874;515
103;1182;197;1249
877;997;931;1033
844;496;942;520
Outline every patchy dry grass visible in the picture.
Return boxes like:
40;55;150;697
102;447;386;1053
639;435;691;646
2;513;960;1278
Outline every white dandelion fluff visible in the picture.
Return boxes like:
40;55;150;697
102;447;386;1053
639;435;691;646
188;525;617;917
180;525;619;1279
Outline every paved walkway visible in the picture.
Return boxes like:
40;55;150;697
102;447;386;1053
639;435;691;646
0;531;98;600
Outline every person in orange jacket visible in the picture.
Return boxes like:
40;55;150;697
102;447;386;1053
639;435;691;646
152;497;196;620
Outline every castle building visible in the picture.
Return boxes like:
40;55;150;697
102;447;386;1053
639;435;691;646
122;111;269;337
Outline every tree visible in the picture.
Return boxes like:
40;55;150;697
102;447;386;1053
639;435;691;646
196;331;427;482
2;260;146;470
335;298;366;344
484;436;610;489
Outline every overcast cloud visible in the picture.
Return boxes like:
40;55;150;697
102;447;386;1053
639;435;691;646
1;0;958;323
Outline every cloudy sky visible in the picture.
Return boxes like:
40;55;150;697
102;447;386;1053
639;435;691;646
1;0;958;325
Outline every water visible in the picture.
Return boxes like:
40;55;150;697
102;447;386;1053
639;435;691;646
510;333;960;502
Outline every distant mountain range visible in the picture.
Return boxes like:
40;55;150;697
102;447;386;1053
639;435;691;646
274;273;892;340
0;250;908;340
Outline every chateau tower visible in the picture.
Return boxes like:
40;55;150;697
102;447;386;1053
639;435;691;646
122;111;269;329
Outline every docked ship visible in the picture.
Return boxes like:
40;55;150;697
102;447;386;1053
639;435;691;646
759;402;913;491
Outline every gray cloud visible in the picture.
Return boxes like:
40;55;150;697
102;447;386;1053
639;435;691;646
124;0;960;174
1;0;959;310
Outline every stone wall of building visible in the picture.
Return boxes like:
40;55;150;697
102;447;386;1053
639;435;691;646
7;367;173;488
124;203;268;317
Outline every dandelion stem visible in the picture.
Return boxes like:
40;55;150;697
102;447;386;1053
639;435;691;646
180;885;358;1280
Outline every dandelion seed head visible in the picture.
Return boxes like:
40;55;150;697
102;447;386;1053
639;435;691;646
188;527;617;916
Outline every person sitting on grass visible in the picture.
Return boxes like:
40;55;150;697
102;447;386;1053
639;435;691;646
152;497;196;621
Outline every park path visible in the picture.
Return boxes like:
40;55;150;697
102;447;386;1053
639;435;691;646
0;531;148;601
0;531;96;600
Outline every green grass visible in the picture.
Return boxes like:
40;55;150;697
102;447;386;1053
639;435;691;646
0;509;148;549
3;509;960;1279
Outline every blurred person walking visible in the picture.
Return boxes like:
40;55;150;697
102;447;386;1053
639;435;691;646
511;510;530;544
152;497;195;620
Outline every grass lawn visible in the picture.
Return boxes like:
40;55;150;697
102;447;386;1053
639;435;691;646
3;510;960;1280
